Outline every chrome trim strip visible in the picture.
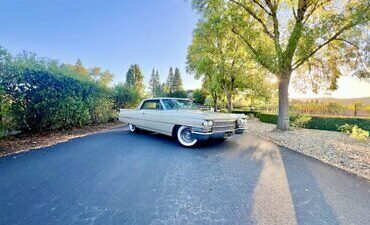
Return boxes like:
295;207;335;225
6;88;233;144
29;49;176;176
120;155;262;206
192;127;246;135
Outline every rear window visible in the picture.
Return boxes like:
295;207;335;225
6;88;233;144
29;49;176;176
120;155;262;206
141;100;162;110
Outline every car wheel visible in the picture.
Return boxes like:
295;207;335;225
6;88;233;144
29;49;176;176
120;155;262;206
128;123;136;132
177;126;197;147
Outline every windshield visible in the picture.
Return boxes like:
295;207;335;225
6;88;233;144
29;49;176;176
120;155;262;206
162;99;197;110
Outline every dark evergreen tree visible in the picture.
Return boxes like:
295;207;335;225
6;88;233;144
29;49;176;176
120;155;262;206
166;67;175;93
149;68;161;97
125;64;144;94
173;67;183;92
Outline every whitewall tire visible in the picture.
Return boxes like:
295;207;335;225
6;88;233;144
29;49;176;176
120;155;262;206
177;126;197;147
128;123;136;132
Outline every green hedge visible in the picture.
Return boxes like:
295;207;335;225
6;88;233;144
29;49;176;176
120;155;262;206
232;110;259;117
307;116;370;131
258;113;278;124
255;113;370;131
0;48;117;131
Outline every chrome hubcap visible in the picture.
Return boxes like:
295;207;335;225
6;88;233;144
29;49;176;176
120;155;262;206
180;128;194;143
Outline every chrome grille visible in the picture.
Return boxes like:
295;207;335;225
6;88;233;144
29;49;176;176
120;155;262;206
212;120;236;132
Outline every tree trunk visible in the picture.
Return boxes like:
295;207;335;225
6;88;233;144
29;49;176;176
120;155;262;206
226;92;232;113
213;94;218;112
277;75;291;131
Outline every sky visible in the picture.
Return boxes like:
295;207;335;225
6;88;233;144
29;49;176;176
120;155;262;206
0;0;369;98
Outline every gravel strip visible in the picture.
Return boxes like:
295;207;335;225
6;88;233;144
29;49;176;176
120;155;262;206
246;119;370;180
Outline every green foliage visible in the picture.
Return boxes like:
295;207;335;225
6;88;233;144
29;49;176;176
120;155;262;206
149;69;161;97
113;84;141;109
290;114;312;128
349;126;369;141
339;124;369;141
0;46;117;131
89;96;116;123
125;64;145;95
166;67;184;94
172;68;183;92
258;113;278;124
307;116;370;132
192;0;370;130
166;67;175;93
166;90;188;98
338;124;354;134
257;113;370;132
192;89;207;104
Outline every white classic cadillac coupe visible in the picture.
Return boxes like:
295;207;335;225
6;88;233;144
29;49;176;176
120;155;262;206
119;98;247;147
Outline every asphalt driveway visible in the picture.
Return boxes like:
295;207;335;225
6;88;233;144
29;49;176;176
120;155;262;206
0;127;369;225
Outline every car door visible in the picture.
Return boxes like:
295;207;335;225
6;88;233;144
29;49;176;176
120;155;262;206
139;99;166;132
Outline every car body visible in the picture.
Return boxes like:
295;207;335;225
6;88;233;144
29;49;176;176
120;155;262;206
119;98;247;147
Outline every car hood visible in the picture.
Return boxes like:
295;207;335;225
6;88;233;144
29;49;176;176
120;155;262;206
166;110;245;120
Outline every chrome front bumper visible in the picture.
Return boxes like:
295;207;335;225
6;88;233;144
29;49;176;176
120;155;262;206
191;128;246;141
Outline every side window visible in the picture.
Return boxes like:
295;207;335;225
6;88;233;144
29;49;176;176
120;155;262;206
141;100;163;110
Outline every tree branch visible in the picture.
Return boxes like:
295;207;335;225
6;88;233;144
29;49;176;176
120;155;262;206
231;28;275;73
292;22;360;70
335;38;360;49
302;0;330;24
230;0;274;39
252;0;273;16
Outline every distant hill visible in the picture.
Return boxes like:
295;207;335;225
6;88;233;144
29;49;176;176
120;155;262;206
291;97;370;105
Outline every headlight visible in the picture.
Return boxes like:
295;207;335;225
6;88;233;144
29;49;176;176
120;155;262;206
237;118;247;127
202;120;213;131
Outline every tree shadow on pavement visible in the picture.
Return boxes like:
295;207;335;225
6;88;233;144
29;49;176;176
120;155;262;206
279;147;340;225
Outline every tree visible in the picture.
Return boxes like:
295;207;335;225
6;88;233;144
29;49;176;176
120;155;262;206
125;64;145;95
187;10;262;112
166;67;175;93
193;0;370;130
173;68;184;92
192;89;207;105
73;59;89;77
160;82;170;96
89;67;114;87
149;68;161;97
98;70;114;87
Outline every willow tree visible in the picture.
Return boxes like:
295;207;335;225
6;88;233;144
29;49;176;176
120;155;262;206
193;0;370;130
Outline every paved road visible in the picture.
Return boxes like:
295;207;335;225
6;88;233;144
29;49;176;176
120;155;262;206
0;127;369;225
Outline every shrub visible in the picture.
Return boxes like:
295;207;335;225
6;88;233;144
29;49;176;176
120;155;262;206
307;116;370;131
339;124;369;141
113;84;141;109
338;124;354;135
258;113;278;124
350;126;369;141
89;96;117;123
0;47;117;131
250;113;370;132
290;114;312;128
